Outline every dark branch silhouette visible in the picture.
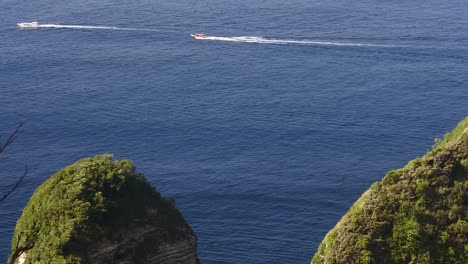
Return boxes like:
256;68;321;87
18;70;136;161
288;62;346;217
0;166;27;204
9;232;34;264
0;123;23;154
0;123;26;204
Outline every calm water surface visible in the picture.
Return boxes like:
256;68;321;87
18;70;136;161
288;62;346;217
1;0;467;263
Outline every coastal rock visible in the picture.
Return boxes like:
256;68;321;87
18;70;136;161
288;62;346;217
312;117;468;264
9;155;198;264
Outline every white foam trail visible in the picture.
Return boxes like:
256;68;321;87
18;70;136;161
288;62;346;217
198;36;403;48
35;23;164;32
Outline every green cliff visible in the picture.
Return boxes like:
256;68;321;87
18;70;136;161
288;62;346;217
9;155;198;264
312;117;468;264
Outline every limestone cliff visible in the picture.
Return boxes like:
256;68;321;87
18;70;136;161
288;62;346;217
9;155;198;264
312;117;468;264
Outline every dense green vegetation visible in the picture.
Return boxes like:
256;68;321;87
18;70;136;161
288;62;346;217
312;117;468;264
9;155;188;264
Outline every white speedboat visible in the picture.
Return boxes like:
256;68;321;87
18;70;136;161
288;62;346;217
17;22;39;28
190;33;207;39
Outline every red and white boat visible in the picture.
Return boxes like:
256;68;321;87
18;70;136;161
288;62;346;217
190;33;207;39
17;21;39;28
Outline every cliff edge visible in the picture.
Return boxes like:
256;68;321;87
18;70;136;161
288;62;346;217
312;117;468;264
9;155;198;264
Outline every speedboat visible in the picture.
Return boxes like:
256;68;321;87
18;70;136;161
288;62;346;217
190;33;207;39
17;22;39;28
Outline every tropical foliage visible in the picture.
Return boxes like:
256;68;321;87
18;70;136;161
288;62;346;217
9;154;185;264
312;117;468;264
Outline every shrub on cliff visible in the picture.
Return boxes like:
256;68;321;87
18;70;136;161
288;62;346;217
9;154;192;264
312;117;468;264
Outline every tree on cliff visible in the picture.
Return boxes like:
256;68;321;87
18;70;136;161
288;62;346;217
0;123;26;204
312;117;468;264
9;155;198;264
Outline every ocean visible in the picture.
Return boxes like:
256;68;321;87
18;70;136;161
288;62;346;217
1;0;467;263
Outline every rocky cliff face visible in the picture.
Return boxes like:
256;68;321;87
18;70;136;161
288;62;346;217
312;117;468;264
9;155;198;264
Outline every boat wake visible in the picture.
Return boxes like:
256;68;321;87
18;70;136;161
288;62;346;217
195;35;403;48
39;24;166;32
18;22;165;32
39;24;123;30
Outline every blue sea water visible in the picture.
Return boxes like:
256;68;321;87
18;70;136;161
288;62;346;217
1;0;467;263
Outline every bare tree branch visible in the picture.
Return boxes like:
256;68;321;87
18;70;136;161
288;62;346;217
9;232;34;264
0;123;23;154
0;166;27;204
9;233;22;264
1;123;26;204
